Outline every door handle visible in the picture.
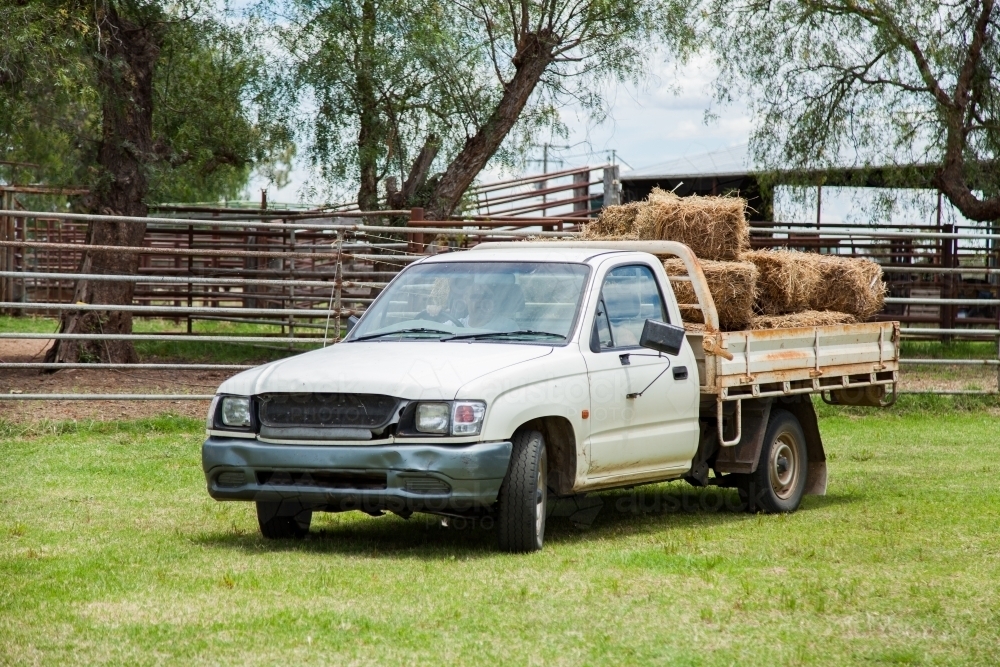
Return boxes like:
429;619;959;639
672;366;688;380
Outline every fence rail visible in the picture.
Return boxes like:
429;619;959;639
3;189;1000;400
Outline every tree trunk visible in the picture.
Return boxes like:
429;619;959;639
388;133;439;209
934;117;1000;221
354;0;380;212
44;3;158;365
427;32;555;220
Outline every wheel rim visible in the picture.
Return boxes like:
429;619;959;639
535;455;547;545
769;433;800;500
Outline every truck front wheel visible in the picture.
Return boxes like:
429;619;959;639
740;409;808;513
497;429;548;553
256;500;312;539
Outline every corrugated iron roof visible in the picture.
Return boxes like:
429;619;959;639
621;143;754;180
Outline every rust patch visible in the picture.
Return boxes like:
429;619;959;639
761;350;810;361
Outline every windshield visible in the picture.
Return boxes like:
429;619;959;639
349;261;590;343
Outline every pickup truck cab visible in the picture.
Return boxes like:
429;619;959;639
202;241;899;552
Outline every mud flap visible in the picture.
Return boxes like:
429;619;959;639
713;398;773;476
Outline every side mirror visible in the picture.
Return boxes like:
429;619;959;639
346;315;360;334
639;319;686;356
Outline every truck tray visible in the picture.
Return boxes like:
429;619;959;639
688;321;899;400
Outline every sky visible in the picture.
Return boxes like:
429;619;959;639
516;55;752;177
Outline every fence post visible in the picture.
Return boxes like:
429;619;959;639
603;165;620;207
573;171;589;215
287;221;295;343
409;207;425;254
187;224;193;333
334;231;343;342
0;191;8;313
941;224;955;343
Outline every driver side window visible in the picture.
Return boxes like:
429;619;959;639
592;264;668;350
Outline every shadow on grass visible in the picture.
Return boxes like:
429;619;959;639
192;514;498;559
192;483;855;557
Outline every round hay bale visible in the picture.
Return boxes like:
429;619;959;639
750;310;857;330
744;249;823;315
663;258;758;331
634;188;749;260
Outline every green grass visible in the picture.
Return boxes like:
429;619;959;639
901;340;998;360
3;404;1000;665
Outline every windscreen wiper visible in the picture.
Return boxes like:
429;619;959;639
352;327;454;341
446;330;566;341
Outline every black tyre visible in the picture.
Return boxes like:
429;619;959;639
497;429;548;553
256;500;312;539
739;409;808;513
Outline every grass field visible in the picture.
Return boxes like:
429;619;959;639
2;403;1000;665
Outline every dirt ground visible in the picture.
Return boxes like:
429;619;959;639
1;340;997;423
0;340;225;423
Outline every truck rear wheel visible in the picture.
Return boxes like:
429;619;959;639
256;500;312;539
497;429;548;553
740;409;808;513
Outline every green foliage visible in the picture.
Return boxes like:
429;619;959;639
148;10;294;202
0;3;100;188
0;0;292;205
263;0;502;205
264;0;691;208
700;1;1000;208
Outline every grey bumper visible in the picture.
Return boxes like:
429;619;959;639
202;437;513;513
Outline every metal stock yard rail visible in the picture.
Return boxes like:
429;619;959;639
0;208;999;399
0;208;587;401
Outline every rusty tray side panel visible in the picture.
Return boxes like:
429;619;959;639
689;322;899;396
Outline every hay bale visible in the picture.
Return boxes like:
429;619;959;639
745;249;885;320
581;202;642;239
750;310;857;330
580;189;749;260
663;258;758;331
810;255;885;320
634;188;749;260
743;249;821;315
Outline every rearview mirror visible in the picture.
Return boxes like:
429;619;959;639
639;319;686;356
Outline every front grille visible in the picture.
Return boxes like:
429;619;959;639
404;477;452;495
258;393;400;429
256;470;388;490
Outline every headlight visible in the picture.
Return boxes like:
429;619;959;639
451;401;486;435
220;396;251;428
415;402;450;434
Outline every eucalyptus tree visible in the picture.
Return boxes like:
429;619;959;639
271;0;486;210
424;0;678;219
1;1;290;363
273;0;688;216
703;0;1000;221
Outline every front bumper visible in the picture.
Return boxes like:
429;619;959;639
202;437;513;514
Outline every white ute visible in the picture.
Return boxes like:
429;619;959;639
202;241;899;552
